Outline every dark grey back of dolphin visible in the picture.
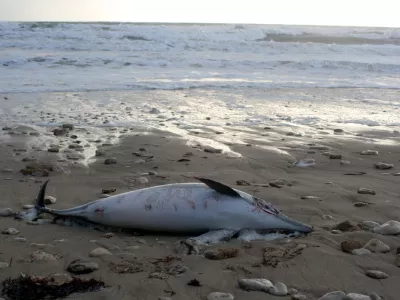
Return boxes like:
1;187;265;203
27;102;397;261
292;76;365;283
36;179;51;209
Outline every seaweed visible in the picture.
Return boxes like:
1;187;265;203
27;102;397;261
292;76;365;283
2;274;105;300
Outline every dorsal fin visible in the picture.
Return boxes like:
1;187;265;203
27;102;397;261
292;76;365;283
193;177;241;197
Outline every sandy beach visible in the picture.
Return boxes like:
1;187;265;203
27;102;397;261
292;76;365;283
0;93;399;300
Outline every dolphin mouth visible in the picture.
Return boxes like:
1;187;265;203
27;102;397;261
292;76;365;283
276;213;313;233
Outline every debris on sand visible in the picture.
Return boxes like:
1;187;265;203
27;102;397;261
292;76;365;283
1;273;105;300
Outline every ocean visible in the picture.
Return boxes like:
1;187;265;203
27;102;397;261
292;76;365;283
0;22;399;162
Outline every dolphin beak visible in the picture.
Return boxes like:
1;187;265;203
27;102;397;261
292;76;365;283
275;213;313;233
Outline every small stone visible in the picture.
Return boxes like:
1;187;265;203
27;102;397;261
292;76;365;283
23;204;34;209
149;108;160;114
238;278;273;292
269;282;288;296
301;196;319;200
341;240;363;253
136;177;148;184
334;129;344;133
270;178;292;188
149;272;168;280
364;239;390;253
357;188;376;195
103;232;114;238
53;128;68;136
340;160;351;165
331;230;342;234
369;293;383;300
102;188;116;194
292;294;307;300
104;158;117;165
44;196;56;204
134;159;146;164
294;159;316;167
0;262;9;269
95;150;105;156
334;220;360;232
0;208;13;217
89;247;112;257
317;291;345;300
207;292;234;300
374;162;394;170
322;215;333;220
13;237;27;242
31;250;58;261
329;154;343;159
362;221;380;229
62;123;74;130
204;248;239;260
48;148;59;153
236;180;251;186
365;270;388;279
360;150;378;155
2;228;19;235
354;202;369;207
373;220;400;235
167;264;189;275
351;248;372;256
2;168;13;173
345;294;370;300
67;259;99;274
30;243;54;249
204;146;223;153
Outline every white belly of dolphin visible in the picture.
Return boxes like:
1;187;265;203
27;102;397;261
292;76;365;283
84;184;259;231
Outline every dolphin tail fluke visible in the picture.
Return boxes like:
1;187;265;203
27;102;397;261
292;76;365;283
35;179;51;210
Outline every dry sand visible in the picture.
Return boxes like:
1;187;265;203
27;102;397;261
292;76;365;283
0;124;400;300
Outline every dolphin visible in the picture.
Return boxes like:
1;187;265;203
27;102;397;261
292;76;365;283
16;177;312;243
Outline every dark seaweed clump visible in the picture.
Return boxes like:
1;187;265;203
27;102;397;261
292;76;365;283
2;275;105;300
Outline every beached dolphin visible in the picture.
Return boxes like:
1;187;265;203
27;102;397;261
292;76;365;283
16;177;312;243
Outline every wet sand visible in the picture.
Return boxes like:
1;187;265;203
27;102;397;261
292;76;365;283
0;122;400;300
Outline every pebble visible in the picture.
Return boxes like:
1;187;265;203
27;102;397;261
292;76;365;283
294;159;316;167
205;248;239;260
369;293;383;300
365;270;388;279
322;215;333;220
23;204;34;209
45;196;56;204
236;180;251;186
269;282;288;296
292;295;307;300
207;292;234;300
104;158;117;165
2;228;19;235
340;160;351;165
270;178;292;188
149;272;168;280
332;230;342;234
31;250;58;261
0;208;13;217
136;177;149;184
2;168;13;173
351;248;372;256
317;291;345;300
204;146;223;153
334;220;359;232
89;247;112;257
238;278;273;292
30;243;54;249
357;188;376;195
48;147;60;153
148;171;157;176
341;240;362;253
374;162;394;170
67;259;99;274
95;150;105;156
329;154;343;159
301;196;320;200
167;264;189;275
363;239;390;253
134;159;146;164
345;293;372;300
360;150;379;155
354;202;369;207
62;123;74;130
373;220;400;235
362;221;380;229
334;129;344;133
13;237;27;242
